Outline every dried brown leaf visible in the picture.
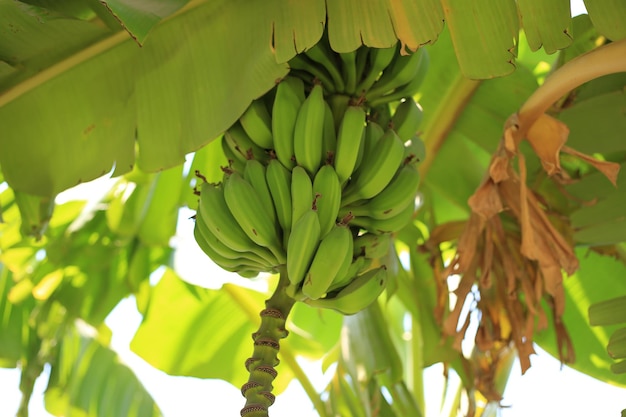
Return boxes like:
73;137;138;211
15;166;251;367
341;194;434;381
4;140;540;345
526;114;570;175
561;145;621;186
468;179;503;219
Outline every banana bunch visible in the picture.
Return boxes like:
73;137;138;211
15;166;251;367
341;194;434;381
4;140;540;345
194;36;427;316
288;32;429;108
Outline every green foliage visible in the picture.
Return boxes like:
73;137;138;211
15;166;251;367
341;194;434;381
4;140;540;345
1;2;626;416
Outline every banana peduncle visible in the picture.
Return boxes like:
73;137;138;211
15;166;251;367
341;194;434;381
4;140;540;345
240;270;295;417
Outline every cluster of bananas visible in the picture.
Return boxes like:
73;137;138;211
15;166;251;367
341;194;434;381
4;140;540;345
290;33;429;107
194;40;426;315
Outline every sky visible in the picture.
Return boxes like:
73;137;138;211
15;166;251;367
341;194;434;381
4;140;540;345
3;1;626;416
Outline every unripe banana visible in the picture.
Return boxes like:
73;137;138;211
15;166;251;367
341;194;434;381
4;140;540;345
342;129;405;206
354;46;369;86
294;83;325;176
327;94;350;132
312;164;342;237
326;256;372;293
237;269;260;279
272;76;305;170
243;159;276;224
390;98;423;142
350;199;415;234
290;165;314;228
266;159;293;241
302;223;353;300
223;172;285;263
286;209;321;287
403;135;426;166
305;42;345;93
193;224;264;273
369;47;430;107
224;122;268;162
288;54;336;93
239;99;274;149
194;215;272;272
321;101;337;164
354;121;385;173
221;136;246;173
355;44;398;94
304;266;388;315
353;232;392;259
365;48;425;102
346;164;420;219
197;182;277;265
339;49;358;94
333;105;366;184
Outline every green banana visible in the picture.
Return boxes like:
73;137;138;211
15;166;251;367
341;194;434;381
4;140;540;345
353;232;392;259
327;94;350;133
333;105;366;184
346;164;420;219
224;122;268;162
312;164;342;237
350;199;415;234
302;223;353;300
221;136;246;172
239;99;274;149
305;266;388;315
322;100;337;165
354;121;385;173
355;44;398;94
326;256;372;293
196;182;277;265
403;135;426;166
194;214;273;272
341;129;406;205
368;47;430;107
272;76;305;170
237;270;260;279
354;46;370;87
365;48;425;102
286;209;321;287
223;172;285;262
243;159;276;223
293;83;325;176
288;54;336;93
305;41;345;92
369;103;392;130
390;98;423;142
266;159;293;241
290;165;314;229
339;49;358;94
193;224;266;273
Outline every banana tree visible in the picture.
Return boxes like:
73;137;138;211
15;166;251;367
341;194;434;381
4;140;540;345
1;1;626;416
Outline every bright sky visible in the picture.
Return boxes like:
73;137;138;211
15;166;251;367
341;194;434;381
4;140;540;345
3;1;625;416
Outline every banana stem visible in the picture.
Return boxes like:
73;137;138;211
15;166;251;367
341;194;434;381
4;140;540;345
418;72;481;178
240;270;295;417
17;358;43;417
516;38;626;137
410;315;426;413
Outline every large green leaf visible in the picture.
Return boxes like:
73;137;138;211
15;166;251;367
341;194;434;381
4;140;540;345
535;248;626;386
283;302;343;359
130;269;297;392
99;0;190;44
517;0;573;54
584;0;626;40
0;266;39;368
45;323;162;417
440;0;519;78
0;1;289;196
